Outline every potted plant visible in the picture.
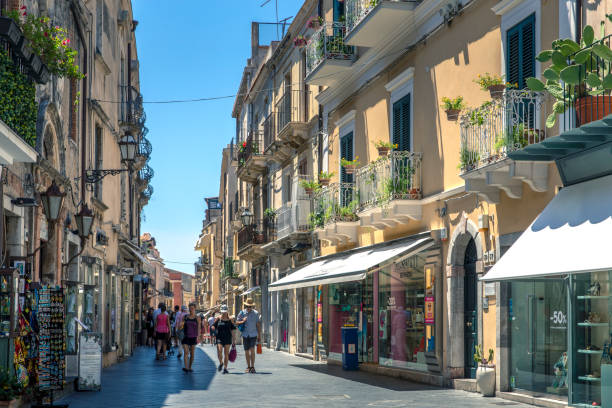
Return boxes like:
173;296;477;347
294;35;307;48
341;156;360;174
440;96;466;121
373;140;397;156
474;73;514;99
299;179;320;195
526;21;612;127
263;208;276;220
0;369;23;407
474;345;496;397
318;171;334;186
307;16;323;30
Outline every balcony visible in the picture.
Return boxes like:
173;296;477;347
345;0;418;47
119;85;146;133
355;151;422;229
137;164;154;192
140;184;153;206
310;182;359;244
135;134;152;170
275;89;313;148
262;111;292;164
272;175;312;245
236;220;276;262
459;90;551;203
236;131;269;184
305;22;355;86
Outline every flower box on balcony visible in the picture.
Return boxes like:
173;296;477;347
445;109;461;121
0;17;21;46
487;84;506;99
16;37;32;62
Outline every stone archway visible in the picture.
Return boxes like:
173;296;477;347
446;212;484;379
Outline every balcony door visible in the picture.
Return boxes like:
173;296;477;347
392;94;411;152
340;132;353;207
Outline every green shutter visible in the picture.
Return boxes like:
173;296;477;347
506;14;535;89
340;132;353;184
392;94;411;152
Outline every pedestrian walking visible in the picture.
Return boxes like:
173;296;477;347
208;313;217;346
180;303;201;372
236;298;261;373
146;308;155;347
155;304;170;360
174;305;187;358
211;305;235;374
200;314;208;345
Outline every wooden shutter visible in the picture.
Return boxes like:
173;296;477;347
392;94;411;152
340;132;353;184
506;14;535;89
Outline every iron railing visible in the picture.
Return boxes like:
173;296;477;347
237;220;276;252
138;164;154;183
355;151;422;210
275;89;312;134
276;175;312;239
140;184;153;202
120;85;146;128
459;89;548;173
306;22;355;78
138;136;152;160
262;112;275;151
237;131;265;167
310;182;358;229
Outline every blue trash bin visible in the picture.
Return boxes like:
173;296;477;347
341;326;359;370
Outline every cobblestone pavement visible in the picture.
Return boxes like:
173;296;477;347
60;345;532;408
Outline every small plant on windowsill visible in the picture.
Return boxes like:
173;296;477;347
299;179;320;195
263;208;276;220
441;96;466;121
341;156;360;174
318;171;334;186
373;140;397;156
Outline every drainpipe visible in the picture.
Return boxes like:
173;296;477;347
127;43;133;241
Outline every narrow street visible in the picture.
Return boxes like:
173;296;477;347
60;346;531;408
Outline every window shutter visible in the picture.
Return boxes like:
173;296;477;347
340;132;353;184
507;14;535;89
392;94;411;151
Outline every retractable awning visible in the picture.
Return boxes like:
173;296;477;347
241;286;260;296
482;174;612;281
119;242;150;265
269;233;434;291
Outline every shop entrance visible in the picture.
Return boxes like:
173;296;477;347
464;238;478;379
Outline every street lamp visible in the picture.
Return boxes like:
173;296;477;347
119;133;138;163
241;209;254;227
75;204;94;239
40;181;65;222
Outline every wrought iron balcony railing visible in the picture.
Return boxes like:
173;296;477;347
346;0;382;35
355;151;422;210
140;184;153;202
310;182;358;229
306;22;355;78
120;85;146;129
459;89;548;173
237;131;265;167
275;89;312;135
237;219;276;252
138;164;154;183
138;136;152;160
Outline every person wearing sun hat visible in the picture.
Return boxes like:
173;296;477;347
211;304;235;374
236;297;261;373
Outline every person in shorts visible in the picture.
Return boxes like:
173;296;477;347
236;298;261;373
211;305;235;374
208;313;217;346
155;304;170;360
180;303;200;372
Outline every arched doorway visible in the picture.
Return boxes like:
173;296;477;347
464;238;478;378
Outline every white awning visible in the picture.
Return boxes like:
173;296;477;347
119;242;150;265
482;174;612;281
269;233;434;291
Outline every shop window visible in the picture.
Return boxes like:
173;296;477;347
378;252;430;371
509;280;567;400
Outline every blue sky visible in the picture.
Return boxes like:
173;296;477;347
133;1;301;274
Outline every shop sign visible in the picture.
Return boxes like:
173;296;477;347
424;296;434;325
78;332;102;391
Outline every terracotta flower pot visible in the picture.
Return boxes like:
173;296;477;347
343;164;356;174
445;109;461;121
304;187;314;195
487;84;506;99
377;147;390;156
319;178;330;186
575;96;612;125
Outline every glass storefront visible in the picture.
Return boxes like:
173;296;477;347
279;290;290;350
508;280;568;400
571;271;612;407
298;287;315;354
326;277;373;363
378;252;432;371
